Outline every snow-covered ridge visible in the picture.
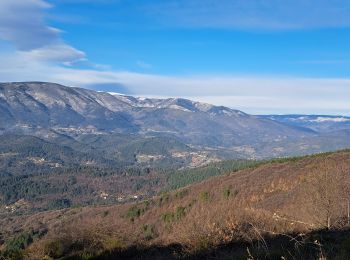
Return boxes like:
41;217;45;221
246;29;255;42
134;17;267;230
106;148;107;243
275;115;350;123
107;92;245;116
310;117;350;123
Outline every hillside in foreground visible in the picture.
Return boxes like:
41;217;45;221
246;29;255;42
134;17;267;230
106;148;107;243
1;150;350;259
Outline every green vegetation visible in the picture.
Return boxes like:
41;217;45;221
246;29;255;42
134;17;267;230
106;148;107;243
264;149;350;164
175;206;186;220
48;198;71;209
199;191;212;202
222;185;238;199
223;186;231;198
162;206;187;225
2;150;350;259
175;189;189;199
0;232;33;259
157;192;170;206
166;159;261;190
125;203;150;222
142;224;157;240
2;145;348;215
161;212;175;224
166;150;350;192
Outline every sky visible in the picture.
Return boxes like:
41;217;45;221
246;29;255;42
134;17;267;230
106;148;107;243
0;0;350;115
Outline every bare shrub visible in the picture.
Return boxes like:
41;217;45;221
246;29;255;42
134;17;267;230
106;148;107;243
25;219;124;259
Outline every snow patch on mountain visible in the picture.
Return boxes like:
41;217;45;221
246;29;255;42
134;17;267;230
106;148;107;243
310;117;350;123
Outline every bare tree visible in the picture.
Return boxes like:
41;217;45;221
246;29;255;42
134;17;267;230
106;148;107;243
339;161;350;227
309;158;345;229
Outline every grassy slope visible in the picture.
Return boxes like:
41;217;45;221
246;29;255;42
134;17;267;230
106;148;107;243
1;150;350;259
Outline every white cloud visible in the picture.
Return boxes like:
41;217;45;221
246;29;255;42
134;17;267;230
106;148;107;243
1;51;350;115
0;0;86;64
20;44;86;63
0;0;350;116
0;0;56;50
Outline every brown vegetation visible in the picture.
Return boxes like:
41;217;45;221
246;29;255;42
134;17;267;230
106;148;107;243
1;150;350;259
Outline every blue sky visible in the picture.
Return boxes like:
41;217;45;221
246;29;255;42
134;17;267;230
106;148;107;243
48;0;350;77
0;0;350;115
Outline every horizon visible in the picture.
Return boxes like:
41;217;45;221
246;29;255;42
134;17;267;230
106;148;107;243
2;3;350;256
1;1;350;115
2;80;350;118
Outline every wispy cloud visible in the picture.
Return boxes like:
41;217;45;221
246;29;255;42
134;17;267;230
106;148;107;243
0;0;85;63
136;60;153;69
142;0;350;29
0;0;55;50
0;0;350;115
20;44;86;64
1;51;350;115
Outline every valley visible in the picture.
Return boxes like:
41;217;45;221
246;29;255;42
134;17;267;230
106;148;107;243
1;150;350;259
2;82;350;162
1;82;350;259
1;0;349;258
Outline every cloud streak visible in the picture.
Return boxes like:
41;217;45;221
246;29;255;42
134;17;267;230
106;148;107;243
0;0;56;50
0;0;85;63
143;0;350;29
0;0;350;115
1;51;350;115
20;44;86;64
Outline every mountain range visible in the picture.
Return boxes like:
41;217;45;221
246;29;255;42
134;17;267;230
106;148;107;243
1;82;350;259
259;114;350;132
1;82;350;163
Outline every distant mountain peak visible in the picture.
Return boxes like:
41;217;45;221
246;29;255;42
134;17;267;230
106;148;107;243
3;82;350;159
107;91;247;116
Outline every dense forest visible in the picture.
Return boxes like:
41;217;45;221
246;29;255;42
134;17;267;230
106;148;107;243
0;156;261;213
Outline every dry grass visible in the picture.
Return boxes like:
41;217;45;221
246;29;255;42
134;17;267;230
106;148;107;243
2;150;350;259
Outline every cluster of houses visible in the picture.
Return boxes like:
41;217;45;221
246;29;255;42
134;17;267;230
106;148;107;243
99;191;143;203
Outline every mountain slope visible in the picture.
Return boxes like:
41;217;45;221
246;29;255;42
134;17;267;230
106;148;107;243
2;82;350;160
0;132;202;180
0;82;137;132
0;134;119;177
0;82;334;160
260;114;350;133
2;150;350;259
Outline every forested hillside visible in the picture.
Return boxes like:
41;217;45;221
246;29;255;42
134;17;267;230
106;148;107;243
0;152;259;213
1;150;350;259
2;82;350;259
